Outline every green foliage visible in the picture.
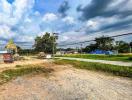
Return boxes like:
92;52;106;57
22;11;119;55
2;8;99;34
83;44;97;53
18;49;37;55
55;59;132;78
128;57;132;60
82;36;114;53
83;36;131;53
95;36;114;51
115;41;130;53
15;65;23;68
130;42;132;47
34;32;57;53
56;54;132;62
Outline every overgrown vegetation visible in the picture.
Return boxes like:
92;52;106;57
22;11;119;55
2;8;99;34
0;65;53;85
54;59;132;78
56;54;132;62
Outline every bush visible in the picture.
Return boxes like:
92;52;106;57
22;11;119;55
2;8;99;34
128;57;132;60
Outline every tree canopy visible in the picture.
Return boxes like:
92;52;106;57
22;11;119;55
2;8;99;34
115;41;129;53
83;36;131;53
95;36;114;51
34;32;58;53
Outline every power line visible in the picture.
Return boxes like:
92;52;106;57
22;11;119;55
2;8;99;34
58;32;132;46
0;33;132;47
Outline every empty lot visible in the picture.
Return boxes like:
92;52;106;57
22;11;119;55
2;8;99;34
0;59;131;100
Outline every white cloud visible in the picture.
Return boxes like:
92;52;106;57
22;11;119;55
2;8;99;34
0;0;35;26
0;25;16;39
86;20;99;30
43;13;58;22
0;24;34;44
0;0;35;47
13;0;35;19
16;35;34;43
62;16;75;24
0;0;132;48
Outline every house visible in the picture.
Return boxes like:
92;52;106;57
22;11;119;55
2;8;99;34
65;50;78;54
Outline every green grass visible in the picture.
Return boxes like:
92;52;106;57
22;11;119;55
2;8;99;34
0;65;53;85
56;54;132;62
54;59;132;78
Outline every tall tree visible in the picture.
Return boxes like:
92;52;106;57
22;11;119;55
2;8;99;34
130;41;132;47
83;36;114;53
34;32;57;53
95;36;114;51
83;44;97;53
115;41;129;53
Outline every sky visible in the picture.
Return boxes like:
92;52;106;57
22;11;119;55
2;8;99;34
0;0;132;48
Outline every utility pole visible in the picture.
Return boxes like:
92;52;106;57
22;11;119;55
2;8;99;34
130;42;132;53
80;44;83;54
52;33;58;58
52;33;55;58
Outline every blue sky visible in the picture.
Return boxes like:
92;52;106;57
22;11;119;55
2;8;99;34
0;0;132;48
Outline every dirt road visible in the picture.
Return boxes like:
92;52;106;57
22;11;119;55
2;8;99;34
0;60;131;100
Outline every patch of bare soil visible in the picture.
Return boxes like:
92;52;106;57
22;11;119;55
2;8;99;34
0;57;49;72
0;62;132;100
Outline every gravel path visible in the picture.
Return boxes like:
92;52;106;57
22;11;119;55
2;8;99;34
0;64;131;100
55;57;132;66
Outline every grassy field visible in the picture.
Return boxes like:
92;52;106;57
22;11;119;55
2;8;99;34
56;54;132;62
0;65;53;85
54;59;132;78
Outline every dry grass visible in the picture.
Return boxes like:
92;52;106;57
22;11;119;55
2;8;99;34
0;63;54;85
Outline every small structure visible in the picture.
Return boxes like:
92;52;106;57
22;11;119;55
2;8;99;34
56;51;65;55
5;39;17;53
90;49;114;55
65;50;79;54
0;50;13;63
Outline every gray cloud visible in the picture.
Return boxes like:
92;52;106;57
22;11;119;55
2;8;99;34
58;1;70;17
77;0;132;21
75;0;132;41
